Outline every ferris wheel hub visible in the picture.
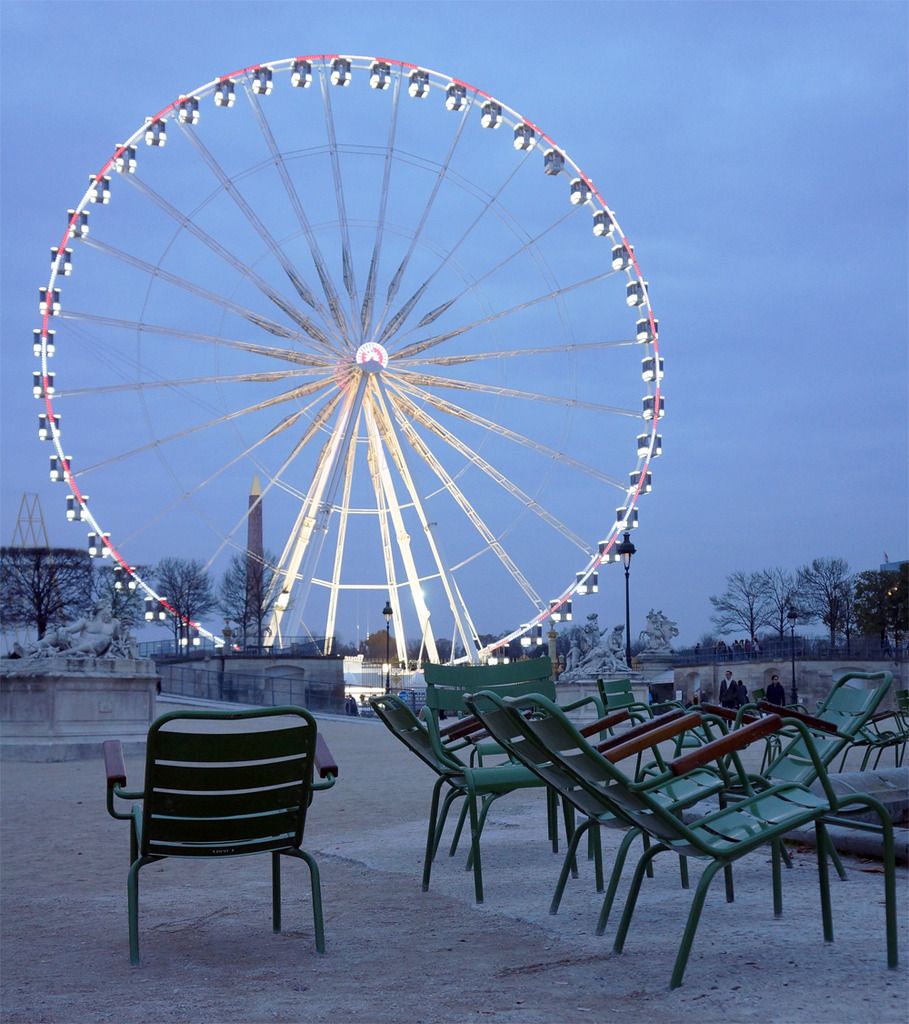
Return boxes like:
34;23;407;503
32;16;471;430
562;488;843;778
355;341;389;373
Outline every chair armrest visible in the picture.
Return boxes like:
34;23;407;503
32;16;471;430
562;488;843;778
670;715;782;775
439;715;485;741
580;709;631;738
757;701;838;735
314;734;339;779
103;739;127;787
602;712;702;763
595;708;685;753
699;703;759;725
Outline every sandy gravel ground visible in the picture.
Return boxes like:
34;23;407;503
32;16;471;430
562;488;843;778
2;705;907;1024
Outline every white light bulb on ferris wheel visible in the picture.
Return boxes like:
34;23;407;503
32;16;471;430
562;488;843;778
33;53;663;660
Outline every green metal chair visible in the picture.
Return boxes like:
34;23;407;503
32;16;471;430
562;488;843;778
596;677;651;722
464;691;731;925
498;693;899;989
370;690;561;904
103;705;338;965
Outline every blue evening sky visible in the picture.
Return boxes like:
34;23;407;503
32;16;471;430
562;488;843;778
1;1;906;647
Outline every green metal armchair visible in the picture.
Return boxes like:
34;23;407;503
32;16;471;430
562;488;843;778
104;705;337;964
495;693;900;989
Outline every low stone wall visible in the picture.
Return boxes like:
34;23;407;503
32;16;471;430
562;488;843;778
0;656;159;761
673;658;906;709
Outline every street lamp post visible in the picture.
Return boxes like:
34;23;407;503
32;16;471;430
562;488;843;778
382;598;393;694
615;531;636;668
787;605;799;706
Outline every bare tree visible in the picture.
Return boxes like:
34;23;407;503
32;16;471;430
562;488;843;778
153;557;216;651
760;567;802;639
92;564;149;629
218;552;276;650
797;557;851;647
0;546;93;639
709;571;773;639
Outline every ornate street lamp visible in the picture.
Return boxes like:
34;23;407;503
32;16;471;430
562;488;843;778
787;605;799;706
615;531;636;668
382;598;393;694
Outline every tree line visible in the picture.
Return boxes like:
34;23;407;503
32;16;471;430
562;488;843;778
0;547;279;652
708;557;907;651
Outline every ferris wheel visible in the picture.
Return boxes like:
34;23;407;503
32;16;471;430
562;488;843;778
33;54;663;663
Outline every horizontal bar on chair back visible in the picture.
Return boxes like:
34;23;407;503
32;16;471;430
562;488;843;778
580;708;631;738
602;712;702;763
699;703;759;725
670;715;783;775
757;702;838;735
596;708;685;753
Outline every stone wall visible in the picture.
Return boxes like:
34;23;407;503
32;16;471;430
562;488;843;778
156;654;345;714
1;656;158;761
673;658;906;709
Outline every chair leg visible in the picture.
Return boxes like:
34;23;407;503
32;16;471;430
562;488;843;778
771;841;783;917
547;789;558;853
815;822;834;943
434;789;462;857
423;777;446;892
612;842;663;952
447;795;470;857
596;828;640;936
678;855;690;890
272;852;282;931
562;800;577;875
467;789;484;904
592;822;604;893
642;832;655;879
465;795;497;871
670;859;724;990
286;849;326;954
825;832;848;882
550;819;590;915
127;856;154;966
723;861;735;903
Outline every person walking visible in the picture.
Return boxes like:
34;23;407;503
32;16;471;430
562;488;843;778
735;679;749;708
766;673;786;706
719;670;735;709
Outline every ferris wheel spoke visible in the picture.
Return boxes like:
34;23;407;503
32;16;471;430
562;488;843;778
116;387;341;548
205;388;347;582
74;376;338;479
384;388;543;607
122;173;341;354
174;121;340;348
360;73;402;338
397;209;576;338
243;84;352;341
392;367;639;418
376;145;532;344
363;392;439;663
266;375;369;641
370;382;479;662
318;66;360;327
370;97;475;341
58;309;330;367
388;384;592;554
56;365;327;399
390;376;626;490
72;234;332;354
390;266;620;360
396;338;638;368
363;406;407;665
322;405;362;655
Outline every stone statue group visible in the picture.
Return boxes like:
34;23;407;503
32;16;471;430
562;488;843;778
8;601;139;661
558;608;678;682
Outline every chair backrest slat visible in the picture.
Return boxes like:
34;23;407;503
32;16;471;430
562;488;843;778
153;725;310;762
151;757;308;792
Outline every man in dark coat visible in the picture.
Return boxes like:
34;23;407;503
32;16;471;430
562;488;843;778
766;673;786;706
719;670;735;708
